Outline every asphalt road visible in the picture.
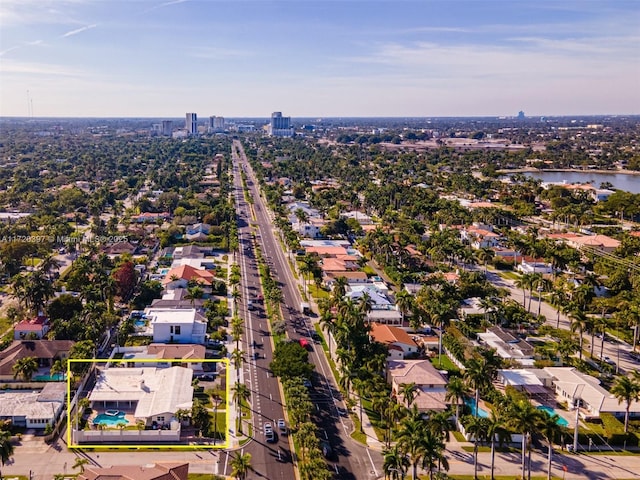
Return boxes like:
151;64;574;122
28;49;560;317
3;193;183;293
216;146;295;480
231;140;383;480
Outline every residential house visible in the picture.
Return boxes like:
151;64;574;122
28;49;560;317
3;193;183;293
78;462;189;480
341;210;373;225
548;232;621;254
0;340;74;381
162;265;216;290
324;271;369;288
147;308;207;344
0;382;65;429
387;359;450;412
150;288;206;310
88;366;193;427
461;224;500;249
14;316;50;340
130;212;171;223
543;367;640;420
517;257;554;274
346;284;402;326
185;223;211;242
103;241;138;258
477;326;535;367
121;344;206;371
370;323;419;360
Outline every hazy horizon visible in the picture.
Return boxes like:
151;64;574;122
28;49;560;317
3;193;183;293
1;0;639;118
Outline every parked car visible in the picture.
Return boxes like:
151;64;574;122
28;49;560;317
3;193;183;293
320;441;332;459
604;356;616;366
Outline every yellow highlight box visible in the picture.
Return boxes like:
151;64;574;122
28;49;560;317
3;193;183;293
66;357;230;449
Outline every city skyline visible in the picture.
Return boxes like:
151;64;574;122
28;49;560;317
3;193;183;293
1;0;639;118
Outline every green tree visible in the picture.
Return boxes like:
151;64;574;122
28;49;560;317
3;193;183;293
507;399;542;480
0;429;14;474
72;457;89;473
446;376;470;421
12;356;38;381
230;452;252;480
538;411;563;480
191;399;211;437
610;375;640;433
232;382;251;435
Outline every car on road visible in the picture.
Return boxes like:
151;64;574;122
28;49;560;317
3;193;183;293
302;379;313;389
264;423;276;443
336;407;348;418
311;332;322;343
195;374;215;381
320;441;333;459
277;418;287;435
604;356;616;366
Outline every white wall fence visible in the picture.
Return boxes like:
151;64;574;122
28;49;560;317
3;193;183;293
458;420;523;445
73;428;181;443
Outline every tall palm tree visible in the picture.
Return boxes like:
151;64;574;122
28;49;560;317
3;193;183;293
507;399;542;480
383;444;409;480
12;356;39;382
538;411;563;480
230;452;252;480
395;289;415;325
465;416;489;480
549;288;567;329
570;309;588;360
610;375;640;433
445;376;470;422
464;358;488;418
420;427;449;480
486;412;510;480
396;407;427;480
232;382;251;435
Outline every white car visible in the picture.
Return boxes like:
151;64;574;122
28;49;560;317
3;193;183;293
277;418;287;434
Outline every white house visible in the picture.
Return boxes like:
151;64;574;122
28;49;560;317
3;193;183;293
461;224;500;249
148;308;207;344
477;327;535;367
0;382;65;429
543;367;640;420
88;366;193;427
517;259;554;274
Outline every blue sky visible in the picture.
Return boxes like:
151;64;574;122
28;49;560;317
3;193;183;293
1;0;639;117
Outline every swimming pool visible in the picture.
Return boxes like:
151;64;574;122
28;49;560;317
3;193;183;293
134;319;147;327
464;398;490;418
537;406;569;427
93;411;129;426
158;268;170;275
33;373;67;381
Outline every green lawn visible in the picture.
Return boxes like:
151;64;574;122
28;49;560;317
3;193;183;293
499;271;520;280
453;430;467;442
441;476;563;480
189;474;226;480
208;410;226;441
430;353;460;373
350;415;367;445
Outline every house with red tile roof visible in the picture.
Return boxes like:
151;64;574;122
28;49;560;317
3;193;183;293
78;462;189;480
370;323;419;360
387;359;450;412
14;316;50;340
162;264;216;289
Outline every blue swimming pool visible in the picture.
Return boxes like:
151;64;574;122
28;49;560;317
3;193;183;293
537;406;569;427
465;398;490;418
93;411;129;426
33;373;67;381
134;319;147;327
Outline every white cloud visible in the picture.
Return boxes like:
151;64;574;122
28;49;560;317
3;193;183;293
1;59;85;77
60;23;97;38
188;46;253;60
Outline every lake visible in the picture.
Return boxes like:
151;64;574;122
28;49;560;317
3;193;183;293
514;171;640;194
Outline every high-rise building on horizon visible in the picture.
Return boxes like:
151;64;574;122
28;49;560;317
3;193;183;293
162;120;173;136
268;111;294;137
208;116;225;133
186;113;198;136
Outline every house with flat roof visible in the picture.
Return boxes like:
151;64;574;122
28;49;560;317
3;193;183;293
147;308;207;344
0;382;65;428
88;366;193;427
387;359;450;412
78;462;189;480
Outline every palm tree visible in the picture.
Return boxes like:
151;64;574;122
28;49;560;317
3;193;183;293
398;382;418;408
396;407;427;480
445;376;470;422
610;375;640;433
12;356;39;381
420;427;449;480
465;415;489;480
464;358;488;418
507;399;542;480
230;452;252;480
232;382;251;435
486;412;510;480
383;444;409;480
73;457;90;473
570;309;588;360
538;411;563;480
0;429;14;476
395;289;415;325
549;288;567;329
476;247;495;274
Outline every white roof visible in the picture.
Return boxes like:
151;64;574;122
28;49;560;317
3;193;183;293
146;308;205;325
89;367;193;418
498;369;544;387
0;384;65;420
544;367;640;415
